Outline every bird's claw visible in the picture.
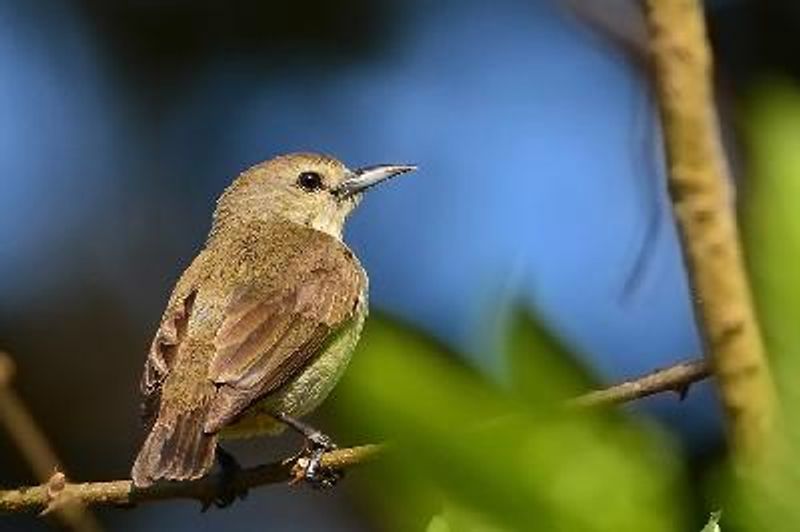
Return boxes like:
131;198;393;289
290;450;344;489
203;481;248;510
201;447;249;511
288;433;343;490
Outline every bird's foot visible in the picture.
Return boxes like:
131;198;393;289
201;447;249;511
275;412;343;489
290;441;344;490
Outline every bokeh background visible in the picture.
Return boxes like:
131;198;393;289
2;0;799;530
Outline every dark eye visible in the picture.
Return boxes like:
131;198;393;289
297;171;324;192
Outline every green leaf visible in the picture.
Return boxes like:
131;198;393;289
426;515;452;532
742;81;800;405
504;305;596;405
699;511;721;532
426;503;511;532
737;80;800;530
333;315;686;532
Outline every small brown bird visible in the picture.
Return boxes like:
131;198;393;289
131;153;415;495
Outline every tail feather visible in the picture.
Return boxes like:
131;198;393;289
131;403;217;487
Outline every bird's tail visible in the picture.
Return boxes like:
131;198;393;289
131;400;217;487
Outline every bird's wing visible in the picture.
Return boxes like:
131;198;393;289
140;287;198;430
203;242;364;433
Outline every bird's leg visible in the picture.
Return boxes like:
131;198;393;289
202;446;249;511
274;412;344;489
275;412;336;451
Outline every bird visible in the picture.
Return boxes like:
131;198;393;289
130;152;416;497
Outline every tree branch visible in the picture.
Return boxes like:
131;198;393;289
0;444;384;514
0;353;102;530
0;357;712;514
643;0;777;464
566;359;710;408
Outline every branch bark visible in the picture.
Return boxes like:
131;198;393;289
643;0;777;464
0;444;384;514
566;359;710;408
0;358;711;514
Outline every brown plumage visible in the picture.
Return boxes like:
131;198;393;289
131;153;414;487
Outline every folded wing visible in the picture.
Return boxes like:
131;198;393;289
204;244;363;433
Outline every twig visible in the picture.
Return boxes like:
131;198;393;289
0;353;102;530
566;359;710;408
0;444;383;514
643;0;777;464
0;356;63;481
0;357;712;514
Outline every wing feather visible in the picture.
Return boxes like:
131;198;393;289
204;243;363;433
140;289;197;429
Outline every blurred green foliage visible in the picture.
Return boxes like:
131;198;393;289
326;81;800;532
332;315;684;531
731;80;800;531
700;511;722;532
504;307;596;405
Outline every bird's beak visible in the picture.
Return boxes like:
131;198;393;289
335;164;417;199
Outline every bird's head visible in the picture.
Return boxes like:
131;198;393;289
213;152;416;239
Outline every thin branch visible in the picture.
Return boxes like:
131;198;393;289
643;0;777;464
0;444;383;514
0;353;102;530
0;357;711;514
566;359;710;408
